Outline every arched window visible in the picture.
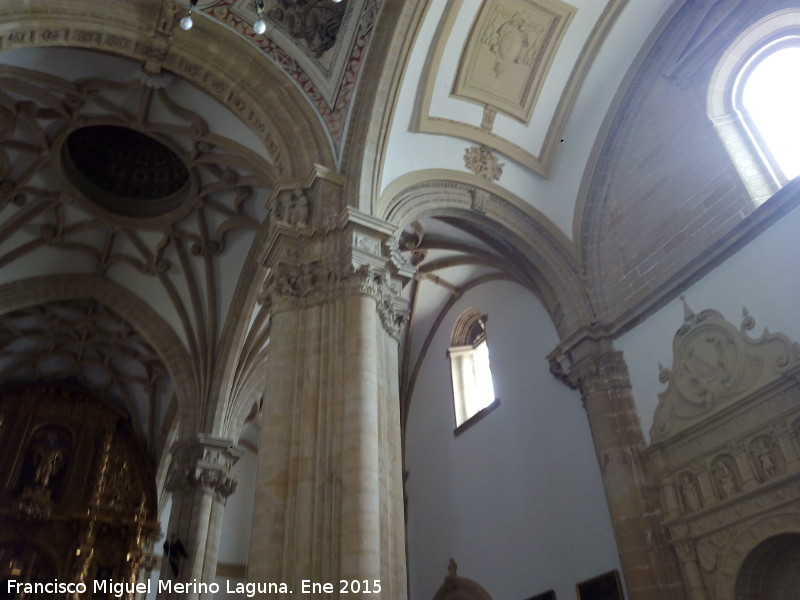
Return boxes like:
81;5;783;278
739;44;800;182
448;308;498;433
708;9;800;202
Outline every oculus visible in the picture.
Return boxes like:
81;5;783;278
61;125;191;220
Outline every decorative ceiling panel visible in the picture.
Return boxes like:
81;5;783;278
414;0;626;177
453;0;576;123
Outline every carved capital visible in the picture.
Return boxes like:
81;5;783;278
167;435;241;499
548;330;630;396
262;175;414;339
266;166;344;235
189;468;238;499
346;265;411;339
263;260;410;339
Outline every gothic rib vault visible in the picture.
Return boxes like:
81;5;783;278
0;1;799;599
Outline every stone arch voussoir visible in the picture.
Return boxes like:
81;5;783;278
715;512;800;600
381;171;594;336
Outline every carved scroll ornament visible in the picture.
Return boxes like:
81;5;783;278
651;303;800;442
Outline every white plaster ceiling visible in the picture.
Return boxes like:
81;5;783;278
380;0;675;240
386;0;679;414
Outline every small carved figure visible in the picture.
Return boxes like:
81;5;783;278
680;473;702;512
713;462;736;498
757;442;777;478
288;189;309;227
273;194;288;222
33;446;64;488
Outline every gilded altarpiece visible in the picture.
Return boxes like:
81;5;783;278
645;306;800;600
0;381;158;599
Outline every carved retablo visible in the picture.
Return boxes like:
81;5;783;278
644;303;800;600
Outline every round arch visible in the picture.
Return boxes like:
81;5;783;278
381;171;594;336
0;0;334;176
707;8;800;201
715;513;800;600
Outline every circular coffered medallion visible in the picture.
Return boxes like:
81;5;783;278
56;124;196;226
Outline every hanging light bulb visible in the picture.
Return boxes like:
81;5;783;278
180;0;198;31
253;0;267;35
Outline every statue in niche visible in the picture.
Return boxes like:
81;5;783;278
755;438;777;479
33;445;64;488
679;473;702;513
712;459;738;499
27;427;70;491
287;188;309;227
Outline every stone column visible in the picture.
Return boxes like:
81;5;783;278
549;335;685;600
248;170;412;598
159;435;239;600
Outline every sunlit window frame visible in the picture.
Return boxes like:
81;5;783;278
448;309;499;436
707;9;800;203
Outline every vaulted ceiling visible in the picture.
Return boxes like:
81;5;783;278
0;0;723;469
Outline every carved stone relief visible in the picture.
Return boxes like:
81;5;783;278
263;174;413;339
464;145;505;181
651;301;800;442
645;304;800;600
453;0;576;123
